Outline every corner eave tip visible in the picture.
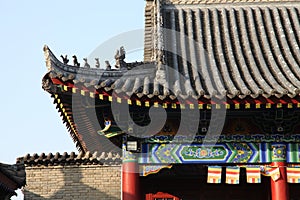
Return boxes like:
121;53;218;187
43;45;52;71
43;45;49;52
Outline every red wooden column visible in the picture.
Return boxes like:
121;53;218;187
122;143;140;200
270;145;289;200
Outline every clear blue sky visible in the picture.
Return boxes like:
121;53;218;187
1;1;144;198
0;0;145;164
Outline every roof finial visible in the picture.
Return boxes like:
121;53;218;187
114;46;126;69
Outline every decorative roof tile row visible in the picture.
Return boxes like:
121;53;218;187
17;152;122;167
161;0;298;4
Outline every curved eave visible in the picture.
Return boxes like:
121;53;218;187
51;93;88;152
43;74;123;152
43;73;300;110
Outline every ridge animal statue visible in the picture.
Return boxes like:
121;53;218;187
95;58;100;68
60;55;69;64
72;55;80;67
114;46;126;69
105;60;111;71
83;58;90;68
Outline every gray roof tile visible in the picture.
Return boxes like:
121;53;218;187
17;152;122;167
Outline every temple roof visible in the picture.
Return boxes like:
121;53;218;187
159;2;300;99
0;162;26;197
42;1;300;152
44;2;300;101
17;152;122;167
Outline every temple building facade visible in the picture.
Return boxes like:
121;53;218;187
20;0;300;199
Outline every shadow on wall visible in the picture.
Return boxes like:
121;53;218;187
24;167;120;200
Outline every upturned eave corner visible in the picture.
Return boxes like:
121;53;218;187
43;45;52;71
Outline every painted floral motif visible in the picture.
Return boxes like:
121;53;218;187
184;147;225;159
200;149;208;157
272;145;286;161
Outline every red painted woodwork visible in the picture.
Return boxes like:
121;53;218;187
51;78;300;106
146;192;179;200
122;162;140;200
270;162;289;200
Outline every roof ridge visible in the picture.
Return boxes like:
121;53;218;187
162;0;300;4
17;151;122;167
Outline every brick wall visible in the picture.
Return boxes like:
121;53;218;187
24;165;121;200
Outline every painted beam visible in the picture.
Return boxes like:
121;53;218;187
139;143;300;164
